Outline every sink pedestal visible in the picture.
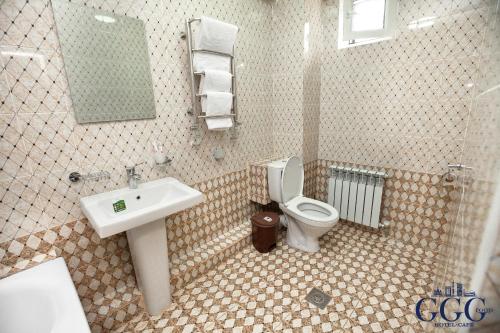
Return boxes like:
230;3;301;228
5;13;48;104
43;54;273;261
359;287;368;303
80;177;204;315
126;218;171;315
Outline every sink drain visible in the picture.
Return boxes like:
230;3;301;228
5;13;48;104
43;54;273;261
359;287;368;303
305;287;332;309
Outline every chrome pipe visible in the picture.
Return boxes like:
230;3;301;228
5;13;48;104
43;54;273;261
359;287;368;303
196;93;235;98
194;71;234;77
192;49;234;58
231;44;238;126
185;19;198;130
198;113;236;119
447;163;473;170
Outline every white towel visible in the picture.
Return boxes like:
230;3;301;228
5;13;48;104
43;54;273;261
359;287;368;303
201;92;233;130
199;69;232;94
196;16;238;55
193;53;231;72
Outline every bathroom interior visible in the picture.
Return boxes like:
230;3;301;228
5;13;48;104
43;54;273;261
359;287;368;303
0;0;499;332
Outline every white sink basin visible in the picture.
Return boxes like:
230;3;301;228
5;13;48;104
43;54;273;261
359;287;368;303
79;177;203;315
0;258;90;333
80;177;203;238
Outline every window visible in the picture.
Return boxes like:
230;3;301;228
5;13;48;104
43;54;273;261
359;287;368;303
338;0;398;49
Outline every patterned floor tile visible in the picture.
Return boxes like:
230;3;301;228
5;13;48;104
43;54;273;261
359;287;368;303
286;284;359;332
117;303;205;332
347;251;432;333
368;244;435;295
173;270;242;318
105;222;438;332
212;294;291;332
284;249;371;332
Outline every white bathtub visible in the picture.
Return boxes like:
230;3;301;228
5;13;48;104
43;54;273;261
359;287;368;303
0;257;91;333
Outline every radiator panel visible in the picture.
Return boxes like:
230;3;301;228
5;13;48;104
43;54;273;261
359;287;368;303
347;174;358;222
334;175;343;214
363;177;375;226
340;175;350;220
327;167;386;229
354;175;366;224
327;177;335;206
371;178;384;228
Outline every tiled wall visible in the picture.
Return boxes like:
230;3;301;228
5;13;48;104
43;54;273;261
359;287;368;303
303;159;317;197
271;0;305;159
0;170;258;331
314;160;453;251
271;0;322;163
319;0;488;174
315;0;493;252
434;1;500;330
250;156;452;252
247;158;317;206
0;1;272;331
248;161;272;205
166;170;260;290
0;0;274;244
302;0;322;164
1;0;498;330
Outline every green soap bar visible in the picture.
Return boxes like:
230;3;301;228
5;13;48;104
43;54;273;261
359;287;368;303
113;200;126;212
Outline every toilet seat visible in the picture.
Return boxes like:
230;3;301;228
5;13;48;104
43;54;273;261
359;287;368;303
280;156;304;203
279;156;339;228
281;196;339;228
274;156;339;252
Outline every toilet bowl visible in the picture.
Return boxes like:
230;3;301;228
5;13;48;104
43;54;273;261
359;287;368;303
268;156;339;252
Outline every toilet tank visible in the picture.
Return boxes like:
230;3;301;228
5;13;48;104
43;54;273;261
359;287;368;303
267;159;288;203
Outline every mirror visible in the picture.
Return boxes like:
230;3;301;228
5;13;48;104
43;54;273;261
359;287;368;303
52;0;156;124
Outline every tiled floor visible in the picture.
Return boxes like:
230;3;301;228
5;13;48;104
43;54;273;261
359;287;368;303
115;221;437;332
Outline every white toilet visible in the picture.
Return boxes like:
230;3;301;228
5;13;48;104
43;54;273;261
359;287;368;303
268;156;339;252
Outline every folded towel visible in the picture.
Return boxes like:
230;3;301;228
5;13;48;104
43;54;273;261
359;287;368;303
196;16;238;55
201;92;233;130
193;53;231;72
199;69;232;94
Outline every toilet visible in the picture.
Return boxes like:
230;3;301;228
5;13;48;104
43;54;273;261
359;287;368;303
268;156;339;252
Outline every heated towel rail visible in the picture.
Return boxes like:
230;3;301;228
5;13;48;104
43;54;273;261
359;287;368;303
181;18;240;146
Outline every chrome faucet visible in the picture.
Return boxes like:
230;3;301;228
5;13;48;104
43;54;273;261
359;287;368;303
125;163;143;189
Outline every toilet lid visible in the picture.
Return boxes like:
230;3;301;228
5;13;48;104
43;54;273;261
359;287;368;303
281;156;304;203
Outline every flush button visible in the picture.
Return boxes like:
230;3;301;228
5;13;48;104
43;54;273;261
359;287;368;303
263;216;272;222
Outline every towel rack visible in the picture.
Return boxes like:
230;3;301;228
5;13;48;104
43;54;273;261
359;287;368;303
194;71;234;77
192;49;234;58
196;93;236;98
181;18;240;146
198;113;236;119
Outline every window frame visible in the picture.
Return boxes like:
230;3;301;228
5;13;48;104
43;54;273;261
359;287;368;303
338;0;398;48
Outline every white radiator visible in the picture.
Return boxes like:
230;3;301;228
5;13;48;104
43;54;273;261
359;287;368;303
327;166;386;228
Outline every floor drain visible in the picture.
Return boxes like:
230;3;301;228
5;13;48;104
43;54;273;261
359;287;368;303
305;288;332;309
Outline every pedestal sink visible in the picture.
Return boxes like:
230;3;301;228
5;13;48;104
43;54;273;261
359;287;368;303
80;177;203;315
